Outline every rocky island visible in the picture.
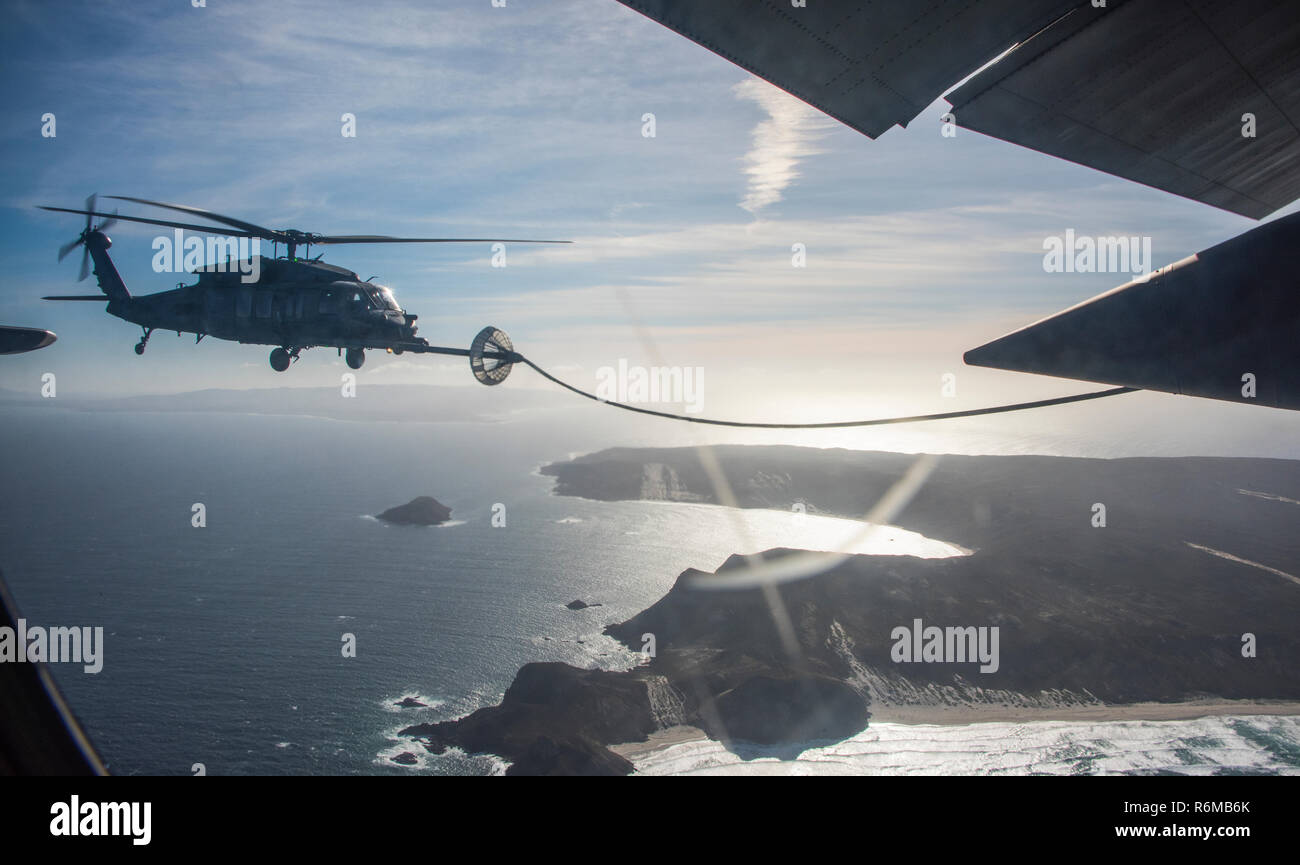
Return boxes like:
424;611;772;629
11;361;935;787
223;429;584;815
376;496;452;526
400;446;1300;775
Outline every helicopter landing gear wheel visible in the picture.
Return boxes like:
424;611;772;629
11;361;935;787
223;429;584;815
345;348;365;370
134;327;153;356
134;342;145;356
270;347;291;372
469;326;515;386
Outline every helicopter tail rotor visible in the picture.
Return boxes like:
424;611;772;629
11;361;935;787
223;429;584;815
56;194;118;283
469;326;516;386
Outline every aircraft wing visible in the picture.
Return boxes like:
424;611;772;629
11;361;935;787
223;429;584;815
617;0;1300;218
947;0;1300;219
964;211;1300;410
617;0;1078;139
0;571;106;774
0;325;57;355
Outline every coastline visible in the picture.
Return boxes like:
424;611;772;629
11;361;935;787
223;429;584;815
610;700;1300;762
864;698;1300;726
405;448;1300;775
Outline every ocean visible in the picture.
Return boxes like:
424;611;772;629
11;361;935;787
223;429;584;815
1;403;1297;776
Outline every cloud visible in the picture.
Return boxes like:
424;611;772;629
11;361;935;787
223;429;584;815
733;78;834;214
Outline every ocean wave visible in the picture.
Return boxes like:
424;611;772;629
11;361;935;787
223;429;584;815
374;729;509;775
629;715;1300;776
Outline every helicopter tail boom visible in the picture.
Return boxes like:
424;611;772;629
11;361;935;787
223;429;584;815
81;231;131;303
45;194;131;301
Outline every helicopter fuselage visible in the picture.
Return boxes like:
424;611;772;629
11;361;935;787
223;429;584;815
112;257;422;352
72;232;426;367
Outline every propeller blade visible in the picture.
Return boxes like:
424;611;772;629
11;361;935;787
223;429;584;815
78;247;90;282
57;236;82;262
39;206;259;239
106;196;278;239
314;235;572;244
84;193;95;236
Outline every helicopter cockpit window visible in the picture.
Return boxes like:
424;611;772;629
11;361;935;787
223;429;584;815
318;290;339;315
370;288;399;310
349;290;368;311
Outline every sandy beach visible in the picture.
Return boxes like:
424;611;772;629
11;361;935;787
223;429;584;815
610;700;1300;762
866;699;1300;726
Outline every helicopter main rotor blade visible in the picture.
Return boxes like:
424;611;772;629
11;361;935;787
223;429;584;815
45;201;573;253
314;235;572;244
106;196;279;239
38;206;260;239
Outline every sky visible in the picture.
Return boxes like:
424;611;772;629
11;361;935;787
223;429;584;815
1;0;1297;456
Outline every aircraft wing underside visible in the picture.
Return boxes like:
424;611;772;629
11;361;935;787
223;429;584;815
617;0;1300;218
964;212;1300;410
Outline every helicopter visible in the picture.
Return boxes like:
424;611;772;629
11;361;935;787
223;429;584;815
38;195;565;380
